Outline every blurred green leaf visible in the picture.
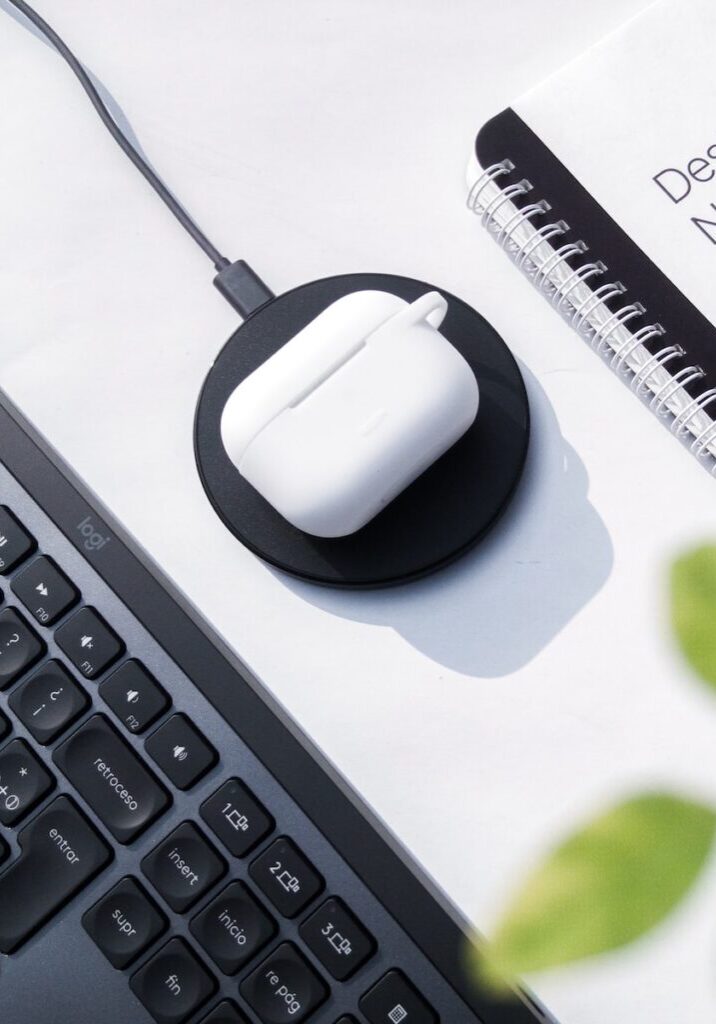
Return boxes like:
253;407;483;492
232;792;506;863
474;793;716;990
672;545;716;691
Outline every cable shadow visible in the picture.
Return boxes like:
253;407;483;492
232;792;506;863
281;366;614;677
2;0;154;164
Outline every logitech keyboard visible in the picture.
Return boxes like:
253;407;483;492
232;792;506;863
0;390;549;1024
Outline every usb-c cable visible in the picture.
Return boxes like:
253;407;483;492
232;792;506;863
5;0;274;318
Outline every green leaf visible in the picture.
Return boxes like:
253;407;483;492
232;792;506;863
671;545;716;691
473;793;716;990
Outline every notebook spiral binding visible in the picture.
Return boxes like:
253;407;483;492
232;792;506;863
467;160;716;467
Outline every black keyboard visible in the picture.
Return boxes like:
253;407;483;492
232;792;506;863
0;391;551;1024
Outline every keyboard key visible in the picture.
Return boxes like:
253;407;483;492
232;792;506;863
11;555;79;625
0;795;111;953
359;971;438;1024
83;876;167;969
201;779;273;857
100;660;169;734
142;821;226;913
54;714;170;843
146;714;217;790
250;837;323;918
0;709;9;741
0;738;54;825
0;607;44;689
300;897;375;980
198;1001;248;1023
0;507;35;574
55;607;123;679
241;942;328;1024
130;937;216;1024
190;881;276;975
10;661;88;744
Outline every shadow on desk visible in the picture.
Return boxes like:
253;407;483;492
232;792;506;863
284;367;613;677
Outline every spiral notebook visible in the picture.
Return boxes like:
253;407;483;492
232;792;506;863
467;0;716;468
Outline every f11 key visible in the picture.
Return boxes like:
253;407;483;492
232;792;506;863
55;607;123;680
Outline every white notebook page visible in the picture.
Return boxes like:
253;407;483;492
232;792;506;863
516;0;716;333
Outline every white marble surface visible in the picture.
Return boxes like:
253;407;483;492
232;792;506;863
2;2;715;1021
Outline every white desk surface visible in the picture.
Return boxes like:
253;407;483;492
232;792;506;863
2;2;715;1021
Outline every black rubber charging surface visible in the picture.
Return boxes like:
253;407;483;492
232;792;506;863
195;273;529;588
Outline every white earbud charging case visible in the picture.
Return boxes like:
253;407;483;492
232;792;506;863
220;290;479;538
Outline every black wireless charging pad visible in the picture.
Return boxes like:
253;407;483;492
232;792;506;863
195;273;529;588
